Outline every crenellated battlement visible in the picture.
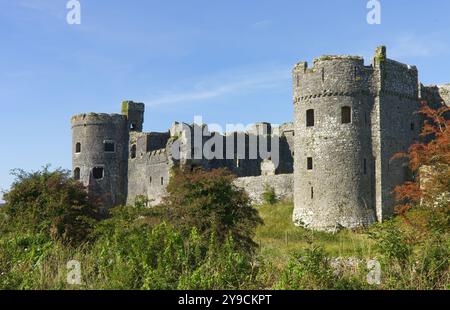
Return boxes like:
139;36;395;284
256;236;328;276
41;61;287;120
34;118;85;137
71;113;126;128
293;52;376;103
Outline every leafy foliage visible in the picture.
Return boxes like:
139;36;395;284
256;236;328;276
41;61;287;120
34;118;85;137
2;166;98;245
393;103;450;214
156;168;263;252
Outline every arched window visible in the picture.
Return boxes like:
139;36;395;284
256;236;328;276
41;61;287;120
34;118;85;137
341;106;352;124
306;109;314;127
130;144;136;159
75;142;81;153
74;168;80;180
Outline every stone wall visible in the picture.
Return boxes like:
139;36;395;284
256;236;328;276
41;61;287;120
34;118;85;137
234;174;293;205
291;46;423;231
71;113;129;210
373;48;420;221
292;55;376;230
420;84;450;108
127;148;172;206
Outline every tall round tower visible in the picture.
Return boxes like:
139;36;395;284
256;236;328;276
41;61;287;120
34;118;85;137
292;55;376;231
71;113;129;210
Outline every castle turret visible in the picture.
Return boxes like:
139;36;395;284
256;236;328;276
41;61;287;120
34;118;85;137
122;101;145;132
292;54;377;230
71;112;129;211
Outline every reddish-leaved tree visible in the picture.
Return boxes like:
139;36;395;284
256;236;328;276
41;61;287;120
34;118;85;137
393;102;449;216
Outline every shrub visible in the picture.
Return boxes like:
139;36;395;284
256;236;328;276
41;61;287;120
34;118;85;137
369;218;449;289
275;244;368;290
157;168;263;252
276;245;334;289
2;166;98;245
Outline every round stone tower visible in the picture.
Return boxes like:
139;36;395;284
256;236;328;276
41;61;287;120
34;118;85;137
292;55;376;231
71;113;129;210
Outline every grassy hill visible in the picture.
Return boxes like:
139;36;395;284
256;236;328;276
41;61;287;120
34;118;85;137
255;202;375;267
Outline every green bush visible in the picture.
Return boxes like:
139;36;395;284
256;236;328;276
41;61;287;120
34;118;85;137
2;166;98;245
275;244;369;290
156;168;263;253
369;214;449;290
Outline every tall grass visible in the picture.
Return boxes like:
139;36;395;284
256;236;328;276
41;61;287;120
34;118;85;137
255;202;375;268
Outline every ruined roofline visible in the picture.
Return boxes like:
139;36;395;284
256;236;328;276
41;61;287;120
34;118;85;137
422;83;450;88
71;112;125;123
293;45;417;73
293;55;367;73
314;55;363;64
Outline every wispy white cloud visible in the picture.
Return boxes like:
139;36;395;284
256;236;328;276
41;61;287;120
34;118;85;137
145;66;290;107
251;20;271;29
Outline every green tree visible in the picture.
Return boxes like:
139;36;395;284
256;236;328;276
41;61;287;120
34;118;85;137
3;166;98;244
157;168;263;252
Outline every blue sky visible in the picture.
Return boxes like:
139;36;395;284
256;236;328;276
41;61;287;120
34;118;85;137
1;0;449;199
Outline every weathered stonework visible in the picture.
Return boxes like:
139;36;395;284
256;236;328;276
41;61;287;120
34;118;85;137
71;106;294;209
70;46;447;230
292;46;424;231
233;174;293;204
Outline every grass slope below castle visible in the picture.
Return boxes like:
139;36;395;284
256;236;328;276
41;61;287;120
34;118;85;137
255;202;374;267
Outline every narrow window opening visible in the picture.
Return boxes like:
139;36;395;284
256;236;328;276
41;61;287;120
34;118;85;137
75;142;81;153
311;186;314;199
364;112;368;126
104;141;115;152
149;176;152;184
364;158;367;175
160;177;164;186
93;167;104;180
307;157;313;170
306;109;315;127
130;144;136;159
341;106;352;124
321;68;325;82
74;168;80;180
410;122;415;131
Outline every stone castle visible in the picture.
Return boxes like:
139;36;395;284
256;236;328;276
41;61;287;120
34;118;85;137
71;46;449;231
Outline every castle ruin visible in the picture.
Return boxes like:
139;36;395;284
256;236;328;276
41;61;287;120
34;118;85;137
71;46;449;230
